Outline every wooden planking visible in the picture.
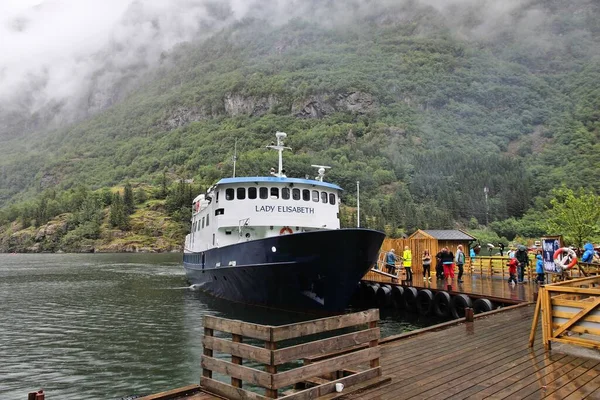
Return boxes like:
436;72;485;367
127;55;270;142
201;355;272;388
201;377;268;400
553;309;600;324
204;315;272;341
271;347;380;389
351;304;600;400
271;309;379;341
203;335;272;364
278;367;382;400
272;328;379;365
137;384;205;400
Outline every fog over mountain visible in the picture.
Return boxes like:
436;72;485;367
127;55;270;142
0;0;597;138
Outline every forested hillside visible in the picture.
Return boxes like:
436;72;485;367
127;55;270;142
1;0;599;252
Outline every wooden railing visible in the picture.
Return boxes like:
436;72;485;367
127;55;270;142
200;309;382;399
530;276;600;351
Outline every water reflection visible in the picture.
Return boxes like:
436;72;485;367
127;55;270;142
0;254;424;400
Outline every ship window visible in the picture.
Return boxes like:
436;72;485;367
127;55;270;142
193;222;197;231
215;208;224;216
282;187;290;200
212;234;215;245
237;187;246;200
248;187;257;199
216;191;219;203
321;192;328;203
259;187;268;199
312;190;319;202
206;214;209;226
197;222;201;232
202;217;205;229
292;188;300;200
302;189;310;201
329;193;336;205
270;187;279;199
225;188;234;200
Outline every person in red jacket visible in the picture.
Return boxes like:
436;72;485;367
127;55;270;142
507;257;518;285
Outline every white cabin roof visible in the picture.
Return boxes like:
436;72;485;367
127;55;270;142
215;176;342;191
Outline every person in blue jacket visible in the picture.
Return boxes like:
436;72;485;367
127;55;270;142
385;249;397;274
536;254;544;284
581;243;595;263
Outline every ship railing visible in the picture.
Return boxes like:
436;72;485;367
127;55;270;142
529;275;600;351
200;309;385;399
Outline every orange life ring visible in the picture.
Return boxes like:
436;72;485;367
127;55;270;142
553;247;577;271
279;226;293;235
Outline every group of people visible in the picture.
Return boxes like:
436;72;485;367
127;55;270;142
385;245;467;284
384;246;413;282
384;241;599;288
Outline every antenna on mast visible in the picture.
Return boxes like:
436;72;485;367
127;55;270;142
232;139;237;178
311;165;331;182
266;131;291;178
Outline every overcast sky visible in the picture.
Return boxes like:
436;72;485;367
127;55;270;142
0;0;559;128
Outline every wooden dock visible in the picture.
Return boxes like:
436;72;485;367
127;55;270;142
363;269;539;303
355;304;600;399
137;273;600;400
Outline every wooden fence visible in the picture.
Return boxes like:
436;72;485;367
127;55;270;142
530;275;600;351
200;309;382;399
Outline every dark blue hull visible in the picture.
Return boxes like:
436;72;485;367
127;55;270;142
183;229;385;313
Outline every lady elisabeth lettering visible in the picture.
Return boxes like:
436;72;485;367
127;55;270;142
255;205;315;214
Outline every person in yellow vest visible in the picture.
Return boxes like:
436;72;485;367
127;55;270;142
403;246;412;282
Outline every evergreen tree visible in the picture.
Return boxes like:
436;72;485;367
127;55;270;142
123;182;135;215
109;192;129;230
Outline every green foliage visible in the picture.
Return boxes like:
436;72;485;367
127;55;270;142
545;187;600;247
1;3;600;250
109;192;130;230
123;183;135;215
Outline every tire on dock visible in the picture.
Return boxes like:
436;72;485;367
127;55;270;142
473;298;493;314
391;285;405;309
361;283;380;306
416;289;434;316
403;287;418;313
433;291;452;318
376;284;393;308
450;294;473;319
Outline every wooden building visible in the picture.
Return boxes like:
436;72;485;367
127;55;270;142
408;229;476;273
380;230;476;274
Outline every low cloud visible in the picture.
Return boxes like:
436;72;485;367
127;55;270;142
0;0;593;136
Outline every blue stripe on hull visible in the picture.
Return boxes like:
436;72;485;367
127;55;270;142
183;228;385;312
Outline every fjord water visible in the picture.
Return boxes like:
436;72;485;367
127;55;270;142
0;254;421;400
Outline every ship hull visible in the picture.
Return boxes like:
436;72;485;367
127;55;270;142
183;229;385;313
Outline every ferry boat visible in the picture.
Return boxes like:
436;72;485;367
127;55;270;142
183;131;385;312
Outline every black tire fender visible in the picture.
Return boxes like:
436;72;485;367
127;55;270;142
433;291;451;318
376;285;393;308
416;289;434;316
450;294;473;319
391;285;405;309
403;286;418;312
473;298;493;314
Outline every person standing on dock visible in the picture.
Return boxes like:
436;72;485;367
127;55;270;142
422;250;432;281
403;246;413;282
435;249;444;280
507;257;518;285
441;247;455;283
535;254;545;284
385;249;397;275
515;245;529;283
455;245;465;283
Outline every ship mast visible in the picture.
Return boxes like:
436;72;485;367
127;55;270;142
266;131;291;177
